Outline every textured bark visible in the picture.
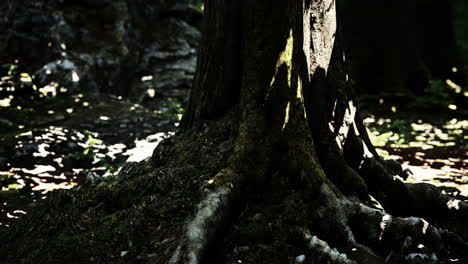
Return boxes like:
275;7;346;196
181;0;242;127
171;0;468;263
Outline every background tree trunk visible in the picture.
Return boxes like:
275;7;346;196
339;0;467;112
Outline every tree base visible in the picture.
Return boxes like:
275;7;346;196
1;122;467;264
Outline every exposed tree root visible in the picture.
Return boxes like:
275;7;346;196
169;186;234;264
169;164;467;264
347;201;468;262
300;229;357;264
358;156;468;240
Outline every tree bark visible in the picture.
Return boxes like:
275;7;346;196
170;0;468;263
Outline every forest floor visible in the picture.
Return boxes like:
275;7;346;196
359;95;467;197
0;90;184;227
0;90;466;229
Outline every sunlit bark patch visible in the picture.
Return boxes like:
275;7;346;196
447;199;461;210
379;214;392;241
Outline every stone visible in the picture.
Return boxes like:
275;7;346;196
0;0;201;105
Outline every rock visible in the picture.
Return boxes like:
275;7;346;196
82;171;103;186
295;255;305;263
0;0;201;104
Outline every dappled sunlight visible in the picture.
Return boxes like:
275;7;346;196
0;77;184;225
406;165;468;196
379;214;391;241
365;115;467;197
282;102;291;131
0;97;11;107
125;132;175;162
307;0;336;75
446;79;462;94
332;100;357;150
267;28;295;110
365;117;466;149
1;119;178;225
141;75;153;82
272;29;294;88
447;199;461;210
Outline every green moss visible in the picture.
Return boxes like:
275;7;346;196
1;118;240;263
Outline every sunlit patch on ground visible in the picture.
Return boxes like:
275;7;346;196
365;115;467;198
381;147;467;196
0;91;183;226
364;117;467;149
406;165;468;196
125;131;175;162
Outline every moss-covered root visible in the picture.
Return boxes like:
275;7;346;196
307;185;386;264
309;184;467;263
359;157;468;238
298;228;357;264
169;185;235;264
347;201;468;263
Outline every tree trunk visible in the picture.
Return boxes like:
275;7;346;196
1;0;467;263
340;0;465;96
170;0;468;263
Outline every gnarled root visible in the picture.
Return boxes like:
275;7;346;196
308;184;468;264
299;228;357;264
169;185;235;264
348;201;468;262
359;156;468;240
169;164;468;264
